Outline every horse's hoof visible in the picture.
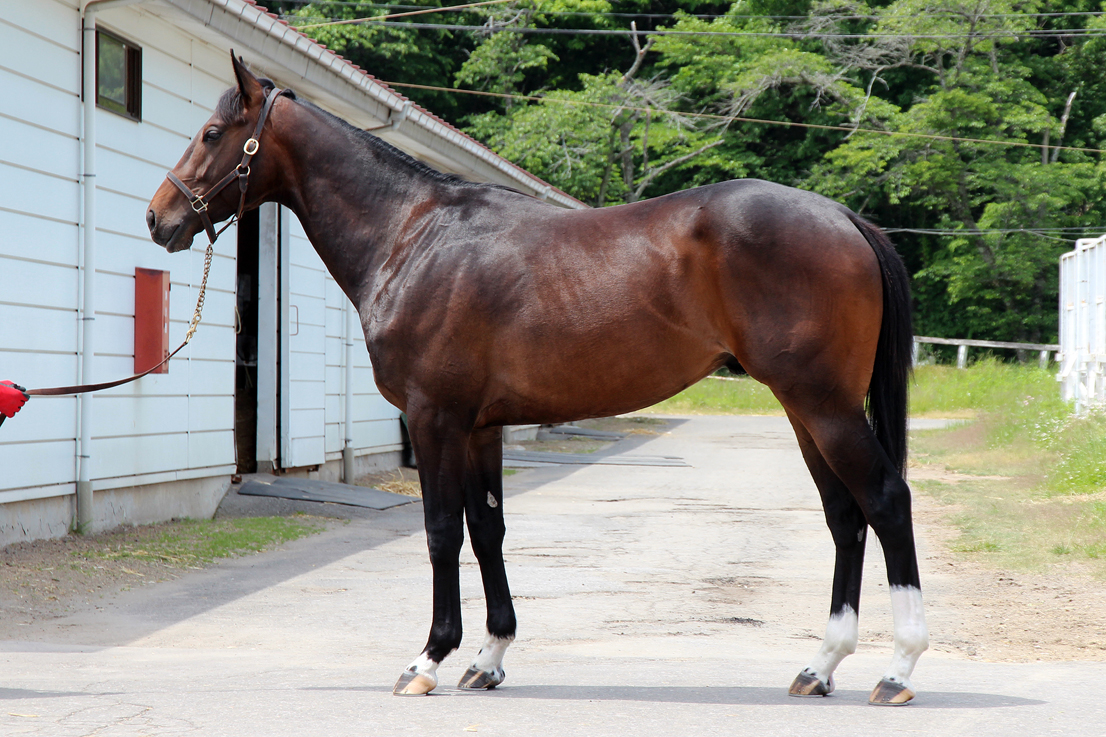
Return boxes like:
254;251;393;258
393;669;436;696
869;678;915;706
789;670;832;697
457;666;505;690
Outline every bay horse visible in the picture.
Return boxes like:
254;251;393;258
147;54;927;705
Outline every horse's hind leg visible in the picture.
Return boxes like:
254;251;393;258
784;403;928;705
393;407;470;696
785;412;866;698
457;426;517;689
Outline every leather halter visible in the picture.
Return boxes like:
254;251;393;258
23;87;284;399
166;86;283;245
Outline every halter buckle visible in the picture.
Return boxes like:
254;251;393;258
243;138;260;156
190;196;209;214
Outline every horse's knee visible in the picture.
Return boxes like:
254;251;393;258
426;516;464;563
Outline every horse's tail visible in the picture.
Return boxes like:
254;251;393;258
847;212;913;476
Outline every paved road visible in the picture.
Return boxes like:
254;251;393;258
1;416;1102;736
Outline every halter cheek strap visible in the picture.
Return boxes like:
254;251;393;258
166;86;283;245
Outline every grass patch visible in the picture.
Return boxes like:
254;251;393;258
643;363;1057;419
75;516;326;568
644;376;784;415
909;359;1106;574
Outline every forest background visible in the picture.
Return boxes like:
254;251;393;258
269;0;1106;345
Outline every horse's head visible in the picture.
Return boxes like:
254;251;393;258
147;53;286;252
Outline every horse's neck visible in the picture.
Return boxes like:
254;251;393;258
275;109;439;308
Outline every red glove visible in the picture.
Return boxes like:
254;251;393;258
0;381;29;419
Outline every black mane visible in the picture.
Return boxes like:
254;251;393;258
300;98;522;193
217;81;521;192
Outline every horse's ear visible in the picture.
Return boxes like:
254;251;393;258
230;50;265;110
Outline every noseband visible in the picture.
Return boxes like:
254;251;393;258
165;86;283;245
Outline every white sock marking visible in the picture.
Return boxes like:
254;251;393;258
801;605;858;688
405;652;440;686
472;632;514;673
884;585;928;687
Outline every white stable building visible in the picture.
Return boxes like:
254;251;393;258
0;0;581;545
1059;235;1106;411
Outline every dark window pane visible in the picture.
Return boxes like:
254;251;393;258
96;30;139;119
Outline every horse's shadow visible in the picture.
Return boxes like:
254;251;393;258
306;684;1044;709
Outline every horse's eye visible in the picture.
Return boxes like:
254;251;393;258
203;128;223;143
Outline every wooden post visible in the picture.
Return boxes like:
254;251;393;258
956;344;968;369
1039;350;1049;370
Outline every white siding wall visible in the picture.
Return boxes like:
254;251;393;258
323;271;402;465
1;1;405;510
284;215;326;468
0;2;239;500
292;212;402;469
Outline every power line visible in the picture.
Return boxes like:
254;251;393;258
885;227;1100;241
277;0;1106;23
292;0;513;29
286;17;1106;40
379;79;1105;156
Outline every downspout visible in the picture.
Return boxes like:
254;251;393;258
78;0;144;532
343;302;357;483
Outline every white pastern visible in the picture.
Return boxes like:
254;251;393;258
801;605;858;687
405;652;441;687
884;585;929;687
471;632;515;674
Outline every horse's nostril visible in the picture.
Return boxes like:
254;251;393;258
146;209;156;232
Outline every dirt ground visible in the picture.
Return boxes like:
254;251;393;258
911;486;1106;663
1;417;1104;664
0;523;230;627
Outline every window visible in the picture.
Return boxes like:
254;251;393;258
96;29;141;120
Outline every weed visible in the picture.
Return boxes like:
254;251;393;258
644;376;783;416
953;540;1002;553
75;516;325;568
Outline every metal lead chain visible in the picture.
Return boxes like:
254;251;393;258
184;240;215;345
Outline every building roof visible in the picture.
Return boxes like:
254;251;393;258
153;0;586;209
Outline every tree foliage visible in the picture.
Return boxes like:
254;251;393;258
280;0;1106;344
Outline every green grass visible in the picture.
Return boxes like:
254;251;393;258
644;376;784;415
908;359;1106;574
75;516;326;568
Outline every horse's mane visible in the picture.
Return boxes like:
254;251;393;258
217;83;517;192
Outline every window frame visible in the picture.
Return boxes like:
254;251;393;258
95;27;142;122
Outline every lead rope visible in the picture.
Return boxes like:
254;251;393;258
25;238;217;398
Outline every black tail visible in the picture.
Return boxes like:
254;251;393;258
847;212;913;476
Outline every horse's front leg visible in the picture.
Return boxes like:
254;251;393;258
393;409;470;696
458;427;516;689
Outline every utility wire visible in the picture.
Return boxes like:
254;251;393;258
379;80;1105;156
277;0;1106;22
885;227;1096;241
292;0;514;29
286;18;1106;39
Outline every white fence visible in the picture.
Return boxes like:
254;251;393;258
1059;235;1106;411
914;336;1058;369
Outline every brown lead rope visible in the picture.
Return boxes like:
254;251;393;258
26;240;214;397
24;86;283;400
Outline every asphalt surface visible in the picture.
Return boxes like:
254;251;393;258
1;415;1103;736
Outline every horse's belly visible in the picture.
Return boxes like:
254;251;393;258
481;328;723;426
